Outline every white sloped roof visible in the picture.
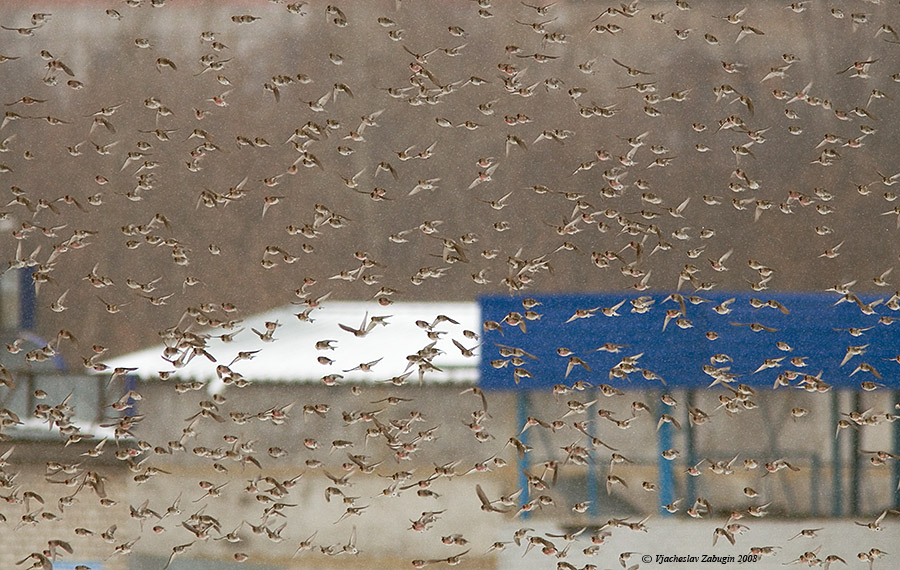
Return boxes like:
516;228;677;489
105;301;481;385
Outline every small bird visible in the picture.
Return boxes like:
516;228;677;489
854;510;893;531
343;358;383;373
788;528;824;540
564;356;591;379
601;300;626;317
612;58;653;76
841;344;869;367
49;289;69;312
709;248;734;271
156;57;178;72
261;195;285;218
565;307;600;323
712;526;735;546
475;484;509;513
730;322;779;333
338;312;376;337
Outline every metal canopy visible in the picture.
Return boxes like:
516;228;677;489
479;292;900;391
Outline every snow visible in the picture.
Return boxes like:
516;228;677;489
105;301;481;386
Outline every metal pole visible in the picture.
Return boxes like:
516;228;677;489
586;389;599;518
656;391;674;516
24;371;35;418
685;388;697;504
849;391;861;516
18;268;35;330
516;390;530;518
94;375;105;425
831;390;842;517
810;453;820;516
125;374;137;418
893;390;900;509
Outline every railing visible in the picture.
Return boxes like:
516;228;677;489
514;389;900;522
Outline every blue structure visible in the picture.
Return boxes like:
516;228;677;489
19;267;36;330
480;292;900;391
479;292;900;516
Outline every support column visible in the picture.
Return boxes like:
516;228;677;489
684;389;697;504
830;390;843;517
19;268;35;330
516;390;530;518
893;390;900;509
849;391;861;516
656;391;674;516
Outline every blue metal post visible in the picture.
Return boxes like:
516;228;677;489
516;390;530;518
124;374;137;417
684;389;697;504
657;392;674;516
18;268;35;329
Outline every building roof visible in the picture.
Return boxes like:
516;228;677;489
480;291;900;391
106;301;481;386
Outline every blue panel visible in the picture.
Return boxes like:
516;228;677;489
479;292;900;391
18;268;36;330
657;418;674;516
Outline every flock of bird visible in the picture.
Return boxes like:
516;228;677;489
0;0;899;568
